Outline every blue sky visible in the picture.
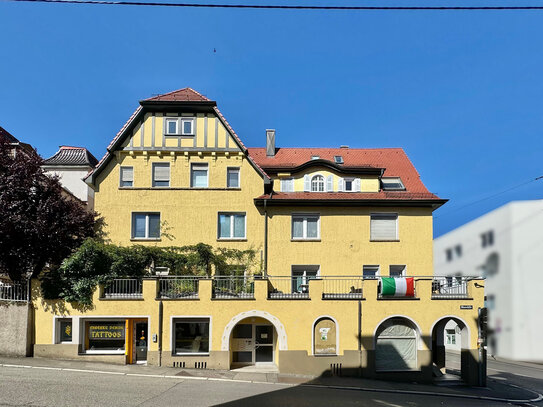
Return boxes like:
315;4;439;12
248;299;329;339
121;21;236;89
1;1;542;237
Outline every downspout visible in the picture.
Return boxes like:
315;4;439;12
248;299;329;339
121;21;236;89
158;299;163;367
263;190;273;278
358;299;362;376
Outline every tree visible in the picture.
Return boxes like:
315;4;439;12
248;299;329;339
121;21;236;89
0;140;98;281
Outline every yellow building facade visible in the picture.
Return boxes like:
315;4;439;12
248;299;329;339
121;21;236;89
32;88;485;385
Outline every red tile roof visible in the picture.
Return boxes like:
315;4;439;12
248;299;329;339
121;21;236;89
143;87;211;102
255;191;441;201
248;147;434;195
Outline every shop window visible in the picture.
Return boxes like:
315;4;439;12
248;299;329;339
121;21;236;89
86;321;125;352
173;318;210;355
375;318;417;371
313;317;337;355
56;318;72;343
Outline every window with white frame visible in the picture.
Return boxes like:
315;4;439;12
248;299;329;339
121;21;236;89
120;166;133;187
173;318;210;355
344;178;354;192
165;118;178;135
311;175;325;192
363;265;379;279
191;163;208;188
446;329;456;345
218;213;246;239
370;213;398;241
227;167;240;188
56;318;73;343
132;213;160;239
381;177;405;191
152;163;170;187
280;178;294;192
389;265;406;278
181;118;194;135
292;214;320;240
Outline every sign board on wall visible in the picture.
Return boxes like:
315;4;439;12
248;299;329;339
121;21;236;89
314;318;336;355
88;322;125;340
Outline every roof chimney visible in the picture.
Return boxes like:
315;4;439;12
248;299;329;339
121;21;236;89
266;129;276;157
340;145;349;149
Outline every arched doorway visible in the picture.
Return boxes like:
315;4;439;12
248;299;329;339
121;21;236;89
431;316;470;382
374;317;421;372
221;310;287;371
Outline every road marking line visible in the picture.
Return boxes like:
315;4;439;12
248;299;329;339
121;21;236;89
62;368;95;373
2;364;31;368
92;370;125;375
126;374;164;378
31;366;62;371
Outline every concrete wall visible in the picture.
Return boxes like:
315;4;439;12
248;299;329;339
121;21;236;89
0;301;33;356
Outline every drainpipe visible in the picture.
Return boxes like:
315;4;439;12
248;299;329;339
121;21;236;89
158;300;163;367
263;198;268;278
358;299;362;376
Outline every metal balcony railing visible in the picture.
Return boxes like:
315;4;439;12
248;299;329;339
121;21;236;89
158;276;200;299
268;276;312;299
0;279;28;302
102;278;143;299
432;276;470;299
212;276;254;299
322;277;363;299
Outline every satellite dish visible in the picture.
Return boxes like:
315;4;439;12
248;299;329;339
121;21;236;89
482;252;499;277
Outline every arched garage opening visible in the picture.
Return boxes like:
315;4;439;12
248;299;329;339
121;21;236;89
374;317;421;372
431;316;470;382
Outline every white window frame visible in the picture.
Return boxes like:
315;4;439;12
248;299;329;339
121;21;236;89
83;319;128;355
55;318;73;344
370;213;399;241
181;118;195;136
310;174;325;192
226;167;240;188
165;118;179;135
131;212;161;240
280;177;294;192
291;213;321;240
171;316;212;356
381;177;405;191
389;265;406;278
119;166;134;188
344;177;355;192
152;162;170;188
363;265;380;279
191;163;209;188
218;212;247;240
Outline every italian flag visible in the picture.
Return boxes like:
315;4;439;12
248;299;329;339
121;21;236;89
381;277;415;297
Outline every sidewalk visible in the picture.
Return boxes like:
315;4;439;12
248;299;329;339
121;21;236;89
0;356;541;404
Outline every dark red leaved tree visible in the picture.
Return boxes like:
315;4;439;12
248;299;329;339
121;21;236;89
0;141;98;281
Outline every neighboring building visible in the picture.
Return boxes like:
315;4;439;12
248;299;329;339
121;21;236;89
42;146;98;210
0;126;35;158
434;200;543;362
32;88;485;384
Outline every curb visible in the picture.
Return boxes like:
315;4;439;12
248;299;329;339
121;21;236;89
1;362;542;404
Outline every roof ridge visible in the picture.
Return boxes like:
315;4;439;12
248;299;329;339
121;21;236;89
144;87;210;102
247;147;405;151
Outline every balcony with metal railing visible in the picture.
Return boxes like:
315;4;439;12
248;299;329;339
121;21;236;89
101;278;143;299
431;276;470;299
212;276;254;299
322;277;363;299
158;276;200;299
0;278;28;302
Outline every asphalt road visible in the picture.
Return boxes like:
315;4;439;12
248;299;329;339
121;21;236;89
0;361;541;407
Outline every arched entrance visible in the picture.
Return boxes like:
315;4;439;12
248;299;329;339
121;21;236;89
374;316;422;372
431;316;470;382
221;310;287;370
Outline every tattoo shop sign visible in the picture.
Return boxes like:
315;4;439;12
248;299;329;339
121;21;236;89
89;322;125;340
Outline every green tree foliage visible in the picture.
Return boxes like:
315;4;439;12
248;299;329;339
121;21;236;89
0;141;98;281
41;239;258;305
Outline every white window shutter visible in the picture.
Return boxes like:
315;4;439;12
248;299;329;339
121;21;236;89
304;175;310;192
370;214;398;240
280;179;285;192
354;178;361;192
338;178;344;192
121;167;133;182
326;175;333;192
154;163;170;181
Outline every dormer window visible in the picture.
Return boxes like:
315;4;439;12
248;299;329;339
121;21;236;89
311;175;325;192
381;177;405;191
334;156;344;164
311;155;320;160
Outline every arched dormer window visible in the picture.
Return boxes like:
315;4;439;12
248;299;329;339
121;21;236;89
311;175;325;192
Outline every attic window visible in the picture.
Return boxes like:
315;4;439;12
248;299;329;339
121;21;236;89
381;177;405;191
334;156;344;164
311;155;320;160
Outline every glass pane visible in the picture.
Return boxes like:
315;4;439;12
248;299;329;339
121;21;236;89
183;120;193;134
292;218;303;238
219;215;231;238
307;218;319;238
345;180;353;191
175;321;209;353
87;322;125;351
148;214;160;238
120;180;133;187
255;345;273;362
134;214;146;238
192;169;208;187
233;351;252;363
227;170;239;188
153;180;169;187
167;120;177;134
233;324;252;339
233;215;245;238
60;321;72;342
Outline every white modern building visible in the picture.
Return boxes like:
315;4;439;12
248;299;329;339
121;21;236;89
42;146;98;210
434;200;543;362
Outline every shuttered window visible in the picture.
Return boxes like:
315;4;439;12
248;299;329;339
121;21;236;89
152;163;170;187
227;168;240;188
191;164;208;188
281;178;294;192
120;166;133;187
370;213;398;241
